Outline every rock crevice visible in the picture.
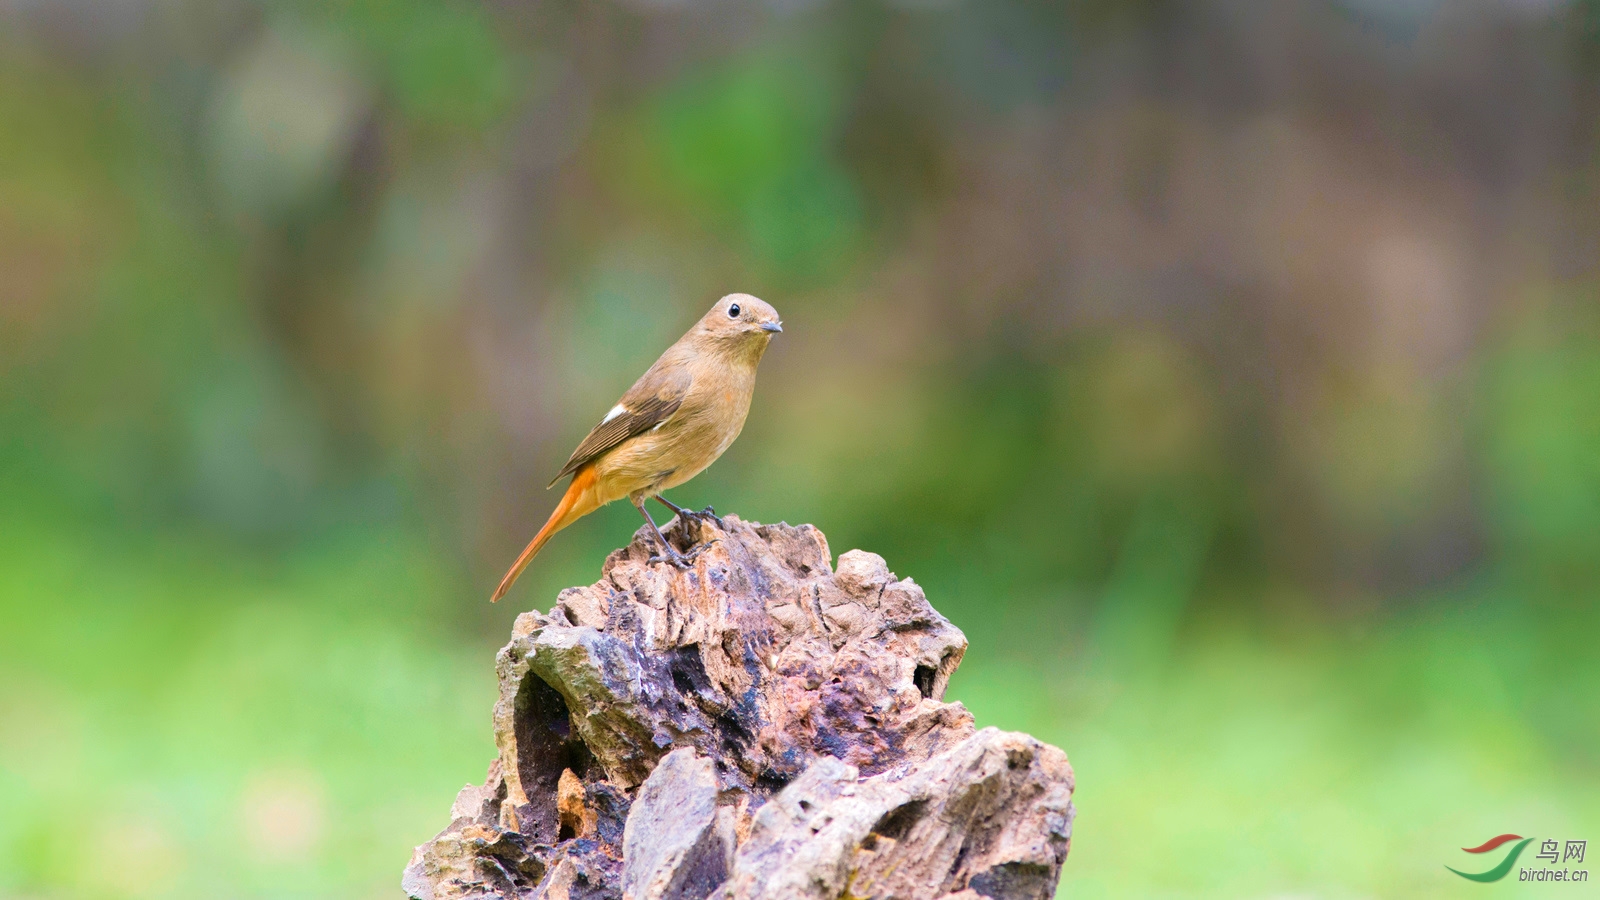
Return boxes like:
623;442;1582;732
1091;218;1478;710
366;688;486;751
405;517;1074;900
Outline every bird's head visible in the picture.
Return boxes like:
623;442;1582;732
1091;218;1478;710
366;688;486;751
695;293;783;360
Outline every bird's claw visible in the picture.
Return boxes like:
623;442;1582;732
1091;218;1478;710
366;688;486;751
650;539;717;569
665;499;729;534
671;505;725;535
692;505;726;531
648;553;689;569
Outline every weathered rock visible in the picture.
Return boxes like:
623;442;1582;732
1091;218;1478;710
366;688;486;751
719;728;1074;900
620;748;733;900
405;517;1074;900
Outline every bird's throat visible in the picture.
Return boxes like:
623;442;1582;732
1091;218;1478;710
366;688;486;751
711;333;771;369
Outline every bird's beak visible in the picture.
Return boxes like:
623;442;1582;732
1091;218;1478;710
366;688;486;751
761;321;783;333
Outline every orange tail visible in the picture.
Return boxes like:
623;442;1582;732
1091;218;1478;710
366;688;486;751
491;466;601;603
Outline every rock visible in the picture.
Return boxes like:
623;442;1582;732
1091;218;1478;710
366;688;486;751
620;748;732;900
718;728;1074;900
405;517;1074;900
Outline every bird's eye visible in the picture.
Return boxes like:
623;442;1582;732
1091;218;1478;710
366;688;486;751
727;304;741;318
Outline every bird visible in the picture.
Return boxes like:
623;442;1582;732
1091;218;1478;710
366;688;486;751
490;293;783;603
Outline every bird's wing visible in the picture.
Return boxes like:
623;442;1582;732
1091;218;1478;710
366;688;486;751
547;365;691;487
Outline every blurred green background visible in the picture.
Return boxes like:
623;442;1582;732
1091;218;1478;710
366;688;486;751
3;0;1599;897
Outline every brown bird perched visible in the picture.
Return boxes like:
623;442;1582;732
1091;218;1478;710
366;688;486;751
490;293;783;602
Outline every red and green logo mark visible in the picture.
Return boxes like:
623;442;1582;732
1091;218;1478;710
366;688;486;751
1448;834;1534;882
1450;834;1589;883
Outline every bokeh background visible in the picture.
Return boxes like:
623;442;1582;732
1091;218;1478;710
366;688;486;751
3;0;1599;896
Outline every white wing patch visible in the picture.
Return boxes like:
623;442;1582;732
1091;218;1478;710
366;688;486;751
602;404;628;424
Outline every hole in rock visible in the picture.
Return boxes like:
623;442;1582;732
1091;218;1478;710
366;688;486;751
668;645;710;696
870;799;926;842
967;861;1054;899
755;769;792;794
913;665;937;699
513;671;595;843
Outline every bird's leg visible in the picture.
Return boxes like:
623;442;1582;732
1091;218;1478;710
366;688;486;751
633;498;685;565
655;494;725;531
655;494;693;520
633;498;708;568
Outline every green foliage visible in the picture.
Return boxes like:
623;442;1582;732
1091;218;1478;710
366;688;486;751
1481;299;1600;569
285;0;516;132
0;510;494;898
616;49;866;285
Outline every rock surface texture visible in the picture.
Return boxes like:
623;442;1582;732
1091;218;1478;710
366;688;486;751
405;517;1074;900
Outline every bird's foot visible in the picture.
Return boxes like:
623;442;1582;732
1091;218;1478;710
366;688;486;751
684;505;726;531
668;505;724;537
649;539;717;569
